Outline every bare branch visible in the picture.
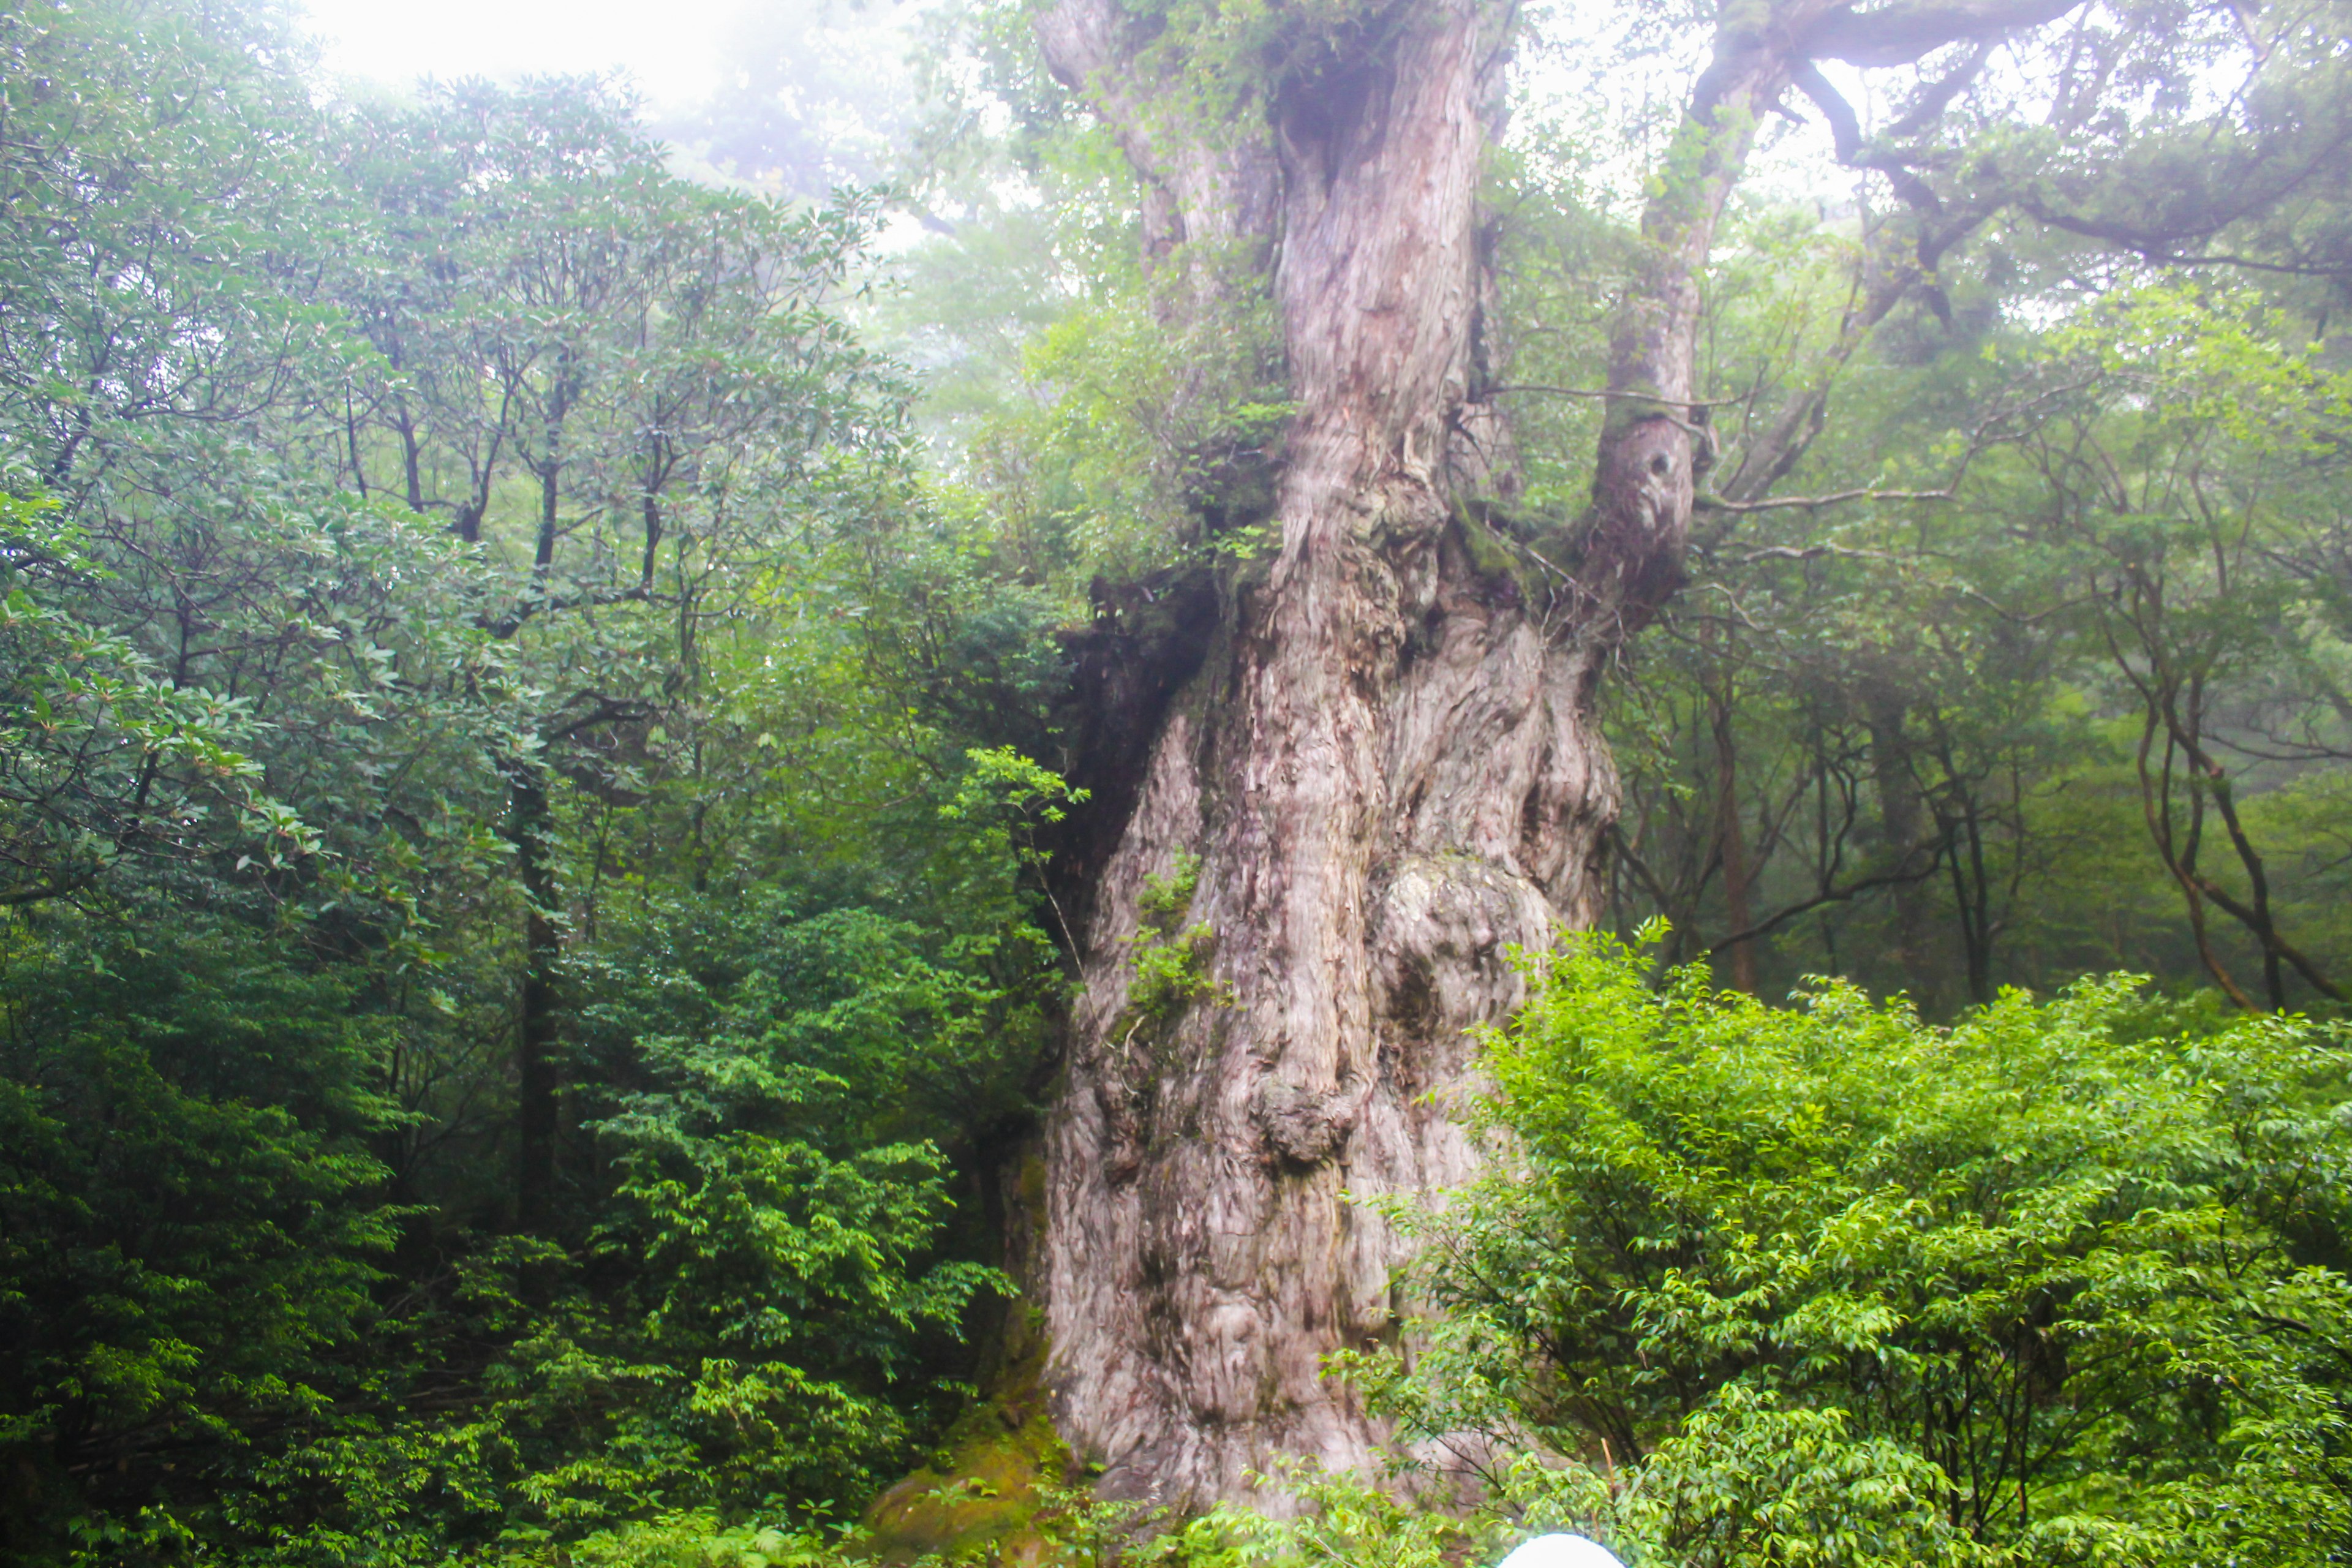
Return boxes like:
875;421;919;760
1697;486;1958;514
1487;384;1747;409
1702;854;1947;956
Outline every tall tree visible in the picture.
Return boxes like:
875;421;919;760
335;80;908;1223
1016;0;2343;1506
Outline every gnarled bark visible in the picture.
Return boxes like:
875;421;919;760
1036;0;1626;1505
1030;0;2084;1509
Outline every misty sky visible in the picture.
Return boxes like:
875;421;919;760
293;0;1850;214
300;0;750;110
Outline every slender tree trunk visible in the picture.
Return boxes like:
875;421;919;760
505;761;561;1228
1864;683;1943;1011
345;388;370;498
396;397;425;514
510;375;571;1225
1940;780;1996;1005
1709;656;1758;993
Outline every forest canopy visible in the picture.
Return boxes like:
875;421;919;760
1;0;2350;1561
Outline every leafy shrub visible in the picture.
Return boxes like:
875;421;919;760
1353;927;2352;1566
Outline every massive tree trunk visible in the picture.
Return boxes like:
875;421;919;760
1039;0;1607;1495
1028;0;2060;1508
1033;0;1740;1507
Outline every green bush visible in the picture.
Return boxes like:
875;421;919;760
1355;928;2352;1566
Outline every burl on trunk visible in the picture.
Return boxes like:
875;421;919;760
1031;0;1806;1507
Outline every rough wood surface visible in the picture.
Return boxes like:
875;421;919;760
1027;0;1922;1508
1032;0;1597;1504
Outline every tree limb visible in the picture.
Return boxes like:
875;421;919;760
1697;486;1958;513
1800;0;2088;68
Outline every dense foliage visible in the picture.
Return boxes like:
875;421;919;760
1362;933;2352;1564
2;0;2350;1561
0;0;1066;1559
889;0;2352;1014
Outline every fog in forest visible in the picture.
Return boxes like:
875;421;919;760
6;0;2351;1562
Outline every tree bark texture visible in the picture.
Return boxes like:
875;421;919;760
1030;0;2052;1507
1041;0;1606;1500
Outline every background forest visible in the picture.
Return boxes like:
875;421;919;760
3;0;2351;1562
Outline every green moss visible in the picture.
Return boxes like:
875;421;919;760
858;1403;1072;1567
1019;1150;1048;1218
1453;507;1554;606
861;1170;1071;1568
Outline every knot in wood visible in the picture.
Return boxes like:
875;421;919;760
1251;1080;1360;1167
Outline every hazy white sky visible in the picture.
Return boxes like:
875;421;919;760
291;0;1847;210
299;0;750;111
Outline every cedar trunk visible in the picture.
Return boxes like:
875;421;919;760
1034;0;1819;1506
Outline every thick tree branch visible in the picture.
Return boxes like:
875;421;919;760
1799;0;2086;67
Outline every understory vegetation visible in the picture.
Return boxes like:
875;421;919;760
3;0;2350;1562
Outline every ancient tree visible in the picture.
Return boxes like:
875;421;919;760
1025;0;2296;1505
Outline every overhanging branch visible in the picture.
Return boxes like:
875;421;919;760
1800;0;2088;69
